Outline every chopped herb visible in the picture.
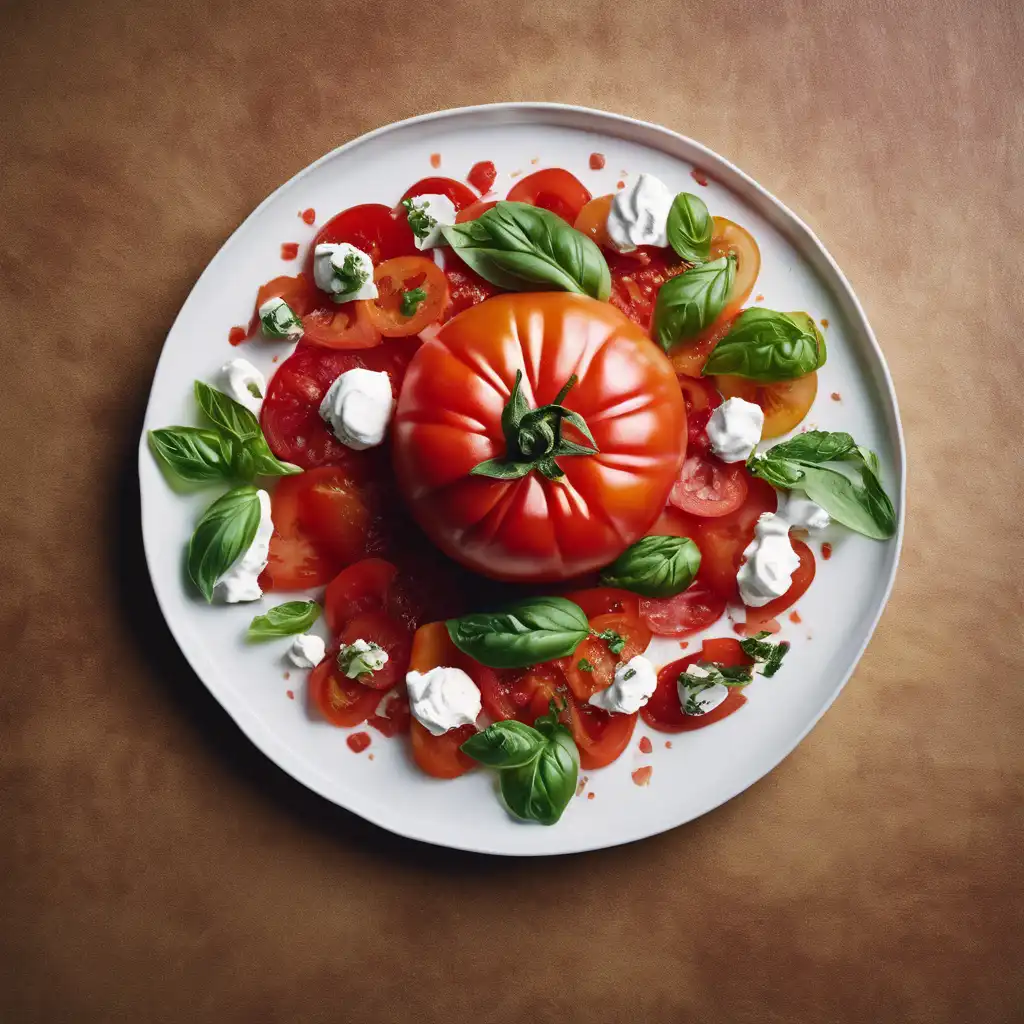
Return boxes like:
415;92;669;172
623;667;637;681
679;661;752;689
337;640;387;679
246;381;263;399
332;251;370;295
402;197;436;240
577;658;595;673
596;629;626;655
259;297;303;339
400;287;428;317
739;631;791;678
683;692;709;716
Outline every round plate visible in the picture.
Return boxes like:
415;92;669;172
138;103;905;856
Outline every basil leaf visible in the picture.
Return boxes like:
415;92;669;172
760;430;856;464
666;192;713;264
652;256;735;351
187;485;262;602
739;631;790;677
500;726;578;825
233;435;301;480
149;426;235;484
600;535;701;597
703;308;826;381
460;720;546;768
442;201;611;301
194;380;261;441
247;600;321;641
446;596;590;669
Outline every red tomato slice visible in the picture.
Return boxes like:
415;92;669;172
563;694;637;770
639;581;727;637
261;469;347;592
368;689;411;737
301;300;382;350
337;610;412;692
260;337;419;469
691;477;778;600
454;199;498;223
296;469;372;565
607;246;687;331
467;161;497;194
400;177;478;211
677;375;722;455
307;204;417;275
308;656;381;728
324;558;398;635
560;587;641;620
670;311;739;379
560;612;651;702
669;453;750;518
641;638;752;733
743;539;816;630
366;256;448;338
506;168;592;223
441;263;498;320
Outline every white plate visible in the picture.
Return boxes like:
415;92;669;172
138;103;905;856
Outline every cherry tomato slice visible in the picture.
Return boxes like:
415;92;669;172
714;372;818;439
308;656;381;728
324;558;398;635
639;581;728;637
454;199;498;223
467;161;497;194
307;204;418;274
573;194;614;248
365;256;448;337
560;612;651;702
743;539;816;630
506;168;592;223
560;587;641;619
669;454;750;518
301;300;382;350
337;610;412;691
400;177;478;212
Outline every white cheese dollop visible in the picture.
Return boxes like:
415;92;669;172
216;489;273;603
706;397;764;463
312;242;378;301
605;173;675;252
318;368;393;450
405;193;458;250
406;666;481;736
338;638;389;679
677;664;730;716
219;358;266;415
778;490;831;531
588;655;658;715
287;633;326;669
737;512;801;607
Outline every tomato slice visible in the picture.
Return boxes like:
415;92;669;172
691;477;778;599
260;337;420;469
607;246;687;330
308;656;382;728
248;273;320;335
560;587;641;620
441;262;499;320
506;168;592;223
296;469;372;565
573;193;614;248
743;539;815;629
714;372;818;439
560;612;651;702
307;204;417;275
670;312;739;378
324;558;398;634
669;454;750;518
368;689;411;737
710;217;760;316
301;300;382;350
677;375;722;455
365;256;448;337
639;581;727;637
641;638;752;732
337;610;412;692
454;199;498;223
400;176;478;212
467;161;497;194
563;694;637;770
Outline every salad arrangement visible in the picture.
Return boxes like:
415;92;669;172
149;160;896;826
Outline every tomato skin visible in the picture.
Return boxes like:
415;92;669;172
307;204;418;274
324;558;398;635
366;256;448;337
669;453;750;518
393;293;686;582
337;611;411;691
506;168;592;223
560;612;651;702
308;657;382;728
641;638;752;732
714;372;818;439
639;581;727;637
467;161;497;194
400;176;479;212
744;539;815;629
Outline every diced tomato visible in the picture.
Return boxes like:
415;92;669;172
560;587;641;620
365;256;448;337
307;204;418;275
441;262;499;321
669;453;749;518
744;539;816;630
639;581;727;637
560;612;651;702
400;177;478;212
337;610;412;691
607;247;687;330
324;558;397;634
467;161;497;194
308;655;381;728
506;168;592;223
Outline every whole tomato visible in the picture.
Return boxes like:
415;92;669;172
392;293;685;582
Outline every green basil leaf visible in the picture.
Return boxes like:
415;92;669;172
187;485;262;602
759;430;857;464
498;724;578;825
460;720;546;769
666;192;713;264
746;455;806;489
233;435;301;480
600;535;701;597
247;600;321;641
797;463;896;540
442;201;611;301
703;308;826;381
194;380;261;441
148;426;235;485
652;256;735;351
446;596;590;669
739;632;790;678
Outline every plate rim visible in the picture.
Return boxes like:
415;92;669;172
137;102;907;856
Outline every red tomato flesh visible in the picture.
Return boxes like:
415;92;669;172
467;161;497;194
506;168;592;223
400;177;478;211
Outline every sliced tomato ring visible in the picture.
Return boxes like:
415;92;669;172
365;256;448;337
308;657;381;728
324;558;398;635
669;453;750;518
506;168;592;223
639;581;727;637
560;587;641;620
307;203;418;274
479;663;561;724
454;199;498;223
560;612;651;703
573;193;614;248
336;610;412;691
711;217;760;316
301;300;382;350
714;372;818;439
743;538;816;630
563;694;637;770
400;176;479;212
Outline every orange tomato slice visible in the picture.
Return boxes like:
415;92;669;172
710;217;760;316
714;371;818;438
573;194;614;249
366;256;448;338
301;300;382;350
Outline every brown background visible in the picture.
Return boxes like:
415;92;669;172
2;0;1022;1020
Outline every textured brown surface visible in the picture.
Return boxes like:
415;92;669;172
2;0;1022;1020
